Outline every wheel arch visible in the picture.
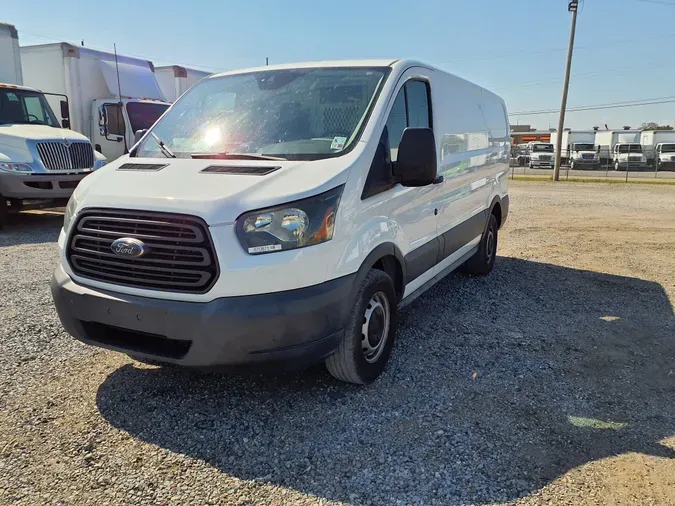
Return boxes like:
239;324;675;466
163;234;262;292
352;243;406;302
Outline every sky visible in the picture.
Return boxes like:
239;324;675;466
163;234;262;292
5;0;675;130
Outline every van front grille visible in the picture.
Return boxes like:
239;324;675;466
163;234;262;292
67;209;219;293
36;141;94;170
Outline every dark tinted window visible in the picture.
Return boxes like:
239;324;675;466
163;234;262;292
126;102;169;132
405;80;430;128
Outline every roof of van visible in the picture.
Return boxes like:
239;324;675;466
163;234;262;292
207;59;503;101
0;82;42;93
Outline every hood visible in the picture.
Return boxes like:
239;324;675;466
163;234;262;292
75;155;354;225
0;124;91;150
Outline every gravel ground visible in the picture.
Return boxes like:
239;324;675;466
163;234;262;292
1;182;674;506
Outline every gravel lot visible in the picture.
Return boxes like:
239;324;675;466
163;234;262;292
1;182;674;506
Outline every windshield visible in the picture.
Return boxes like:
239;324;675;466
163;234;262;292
532;144;553;152
618;144;642;153
0;89;60;127
135;67;389;160
661;144;675;153
126;102;170;132
573;143;594;151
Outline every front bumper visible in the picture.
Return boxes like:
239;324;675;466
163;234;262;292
616;161;647;170
51;265;354;368
529;160;554;168
571;158;599;166
0;172;89;199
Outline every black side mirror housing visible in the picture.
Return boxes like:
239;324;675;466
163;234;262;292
60;100;70;120
62;119;70;129
134;129;147;145
394;127;437;187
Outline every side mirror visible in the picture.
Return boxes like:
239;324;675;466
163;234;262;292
394;127;438;187
60;100;70;120
62;119;71;129
134;129;147;144
596;145;601;153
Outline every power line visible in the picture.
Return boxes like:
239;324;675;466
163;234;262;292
635;0;675;5
509;95;675;116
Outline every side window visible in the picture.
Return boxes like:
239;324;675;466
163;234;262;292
385;89;407;161
385;80;432;161
23;96;48;123
104;104;126;136
405;81;430;128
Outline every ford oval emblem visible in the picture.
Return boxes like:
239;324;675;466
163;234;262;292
111;237;146;258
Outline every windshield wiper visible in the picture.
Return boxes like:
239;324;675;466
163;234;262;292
150;132;176;158
191;152;287;161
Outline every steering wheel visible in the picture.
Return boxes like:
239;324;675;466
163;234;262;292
27;114;41;123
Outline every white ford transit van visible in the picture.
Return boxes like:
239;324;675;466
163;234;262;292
51;60;510;384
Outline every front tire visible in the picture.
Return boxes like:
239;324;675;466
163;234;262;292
0;197;8;230
463;213;498;276
326;269;397;384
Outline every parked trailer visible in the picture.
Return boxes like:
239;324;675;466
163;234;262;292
640;130;675;168
20;43;170;161
0;24;105;229
550;130;599;169
155;65;211;102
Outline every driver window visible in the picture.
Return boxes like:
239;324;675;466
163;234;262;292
24;96;47;123
104;104;125;136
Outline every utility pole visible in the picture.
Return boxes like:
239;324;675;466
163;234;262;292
553;0;579;181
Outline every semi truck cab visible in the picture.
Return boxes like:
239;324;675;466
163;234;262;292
527;142;554;168
656;143;675;170
612;143;646;171
0;83;107;227
93;98;169;160
568;142;599;170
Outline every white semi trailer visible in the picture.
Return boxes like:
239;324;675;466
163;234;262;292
640;130;675;169
0;23;105;228
20;43;171;161
550;130;599;169
155;65;211;102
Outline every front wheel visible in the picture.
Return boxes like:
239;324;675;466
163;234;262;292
0;197;8;230
463;214;498;276
326;269;397;384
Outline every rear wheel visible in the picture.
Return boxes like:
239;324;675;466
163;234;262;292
463;213;498;276
8;199;23;213
0;197;8;229
326;269;397;384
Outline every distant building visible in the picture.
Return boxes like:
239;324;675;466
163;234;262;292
509;125;551;145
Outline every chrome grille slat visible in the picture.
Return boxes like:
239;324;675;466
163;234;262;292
66;209;219;293
36;141;94;170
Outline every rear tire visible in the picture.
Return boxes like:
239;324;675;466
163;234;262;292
463;213;498;276
0;197;8;230
8;199;23;213
326;269;397;384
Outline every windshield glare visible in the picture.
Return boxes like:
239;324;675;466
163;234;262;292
573;143;594;151
127;102;169;132
0;89;60;127
618;144;642;153
135;67;389;160
532;144;553;152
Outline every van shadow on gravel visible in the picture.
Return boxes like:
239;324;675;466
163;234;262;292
96;257;675;504
0;210;63;247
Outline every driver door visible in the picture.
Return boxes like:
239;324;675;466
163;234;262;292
92;100;127;161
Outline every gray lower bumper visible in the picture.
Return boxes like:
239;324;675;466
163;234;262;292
51;266;354;368
0;172;89;199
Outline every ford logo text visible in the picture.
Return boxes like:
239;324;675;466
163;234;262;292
111;238;147;258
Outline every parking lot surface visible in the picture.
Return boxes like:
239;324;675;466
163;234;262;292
1;182;674;506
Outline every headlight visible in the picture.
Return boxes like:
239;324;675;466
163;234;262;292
63;192;79;232
236;185;343;254
0;162;33;173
